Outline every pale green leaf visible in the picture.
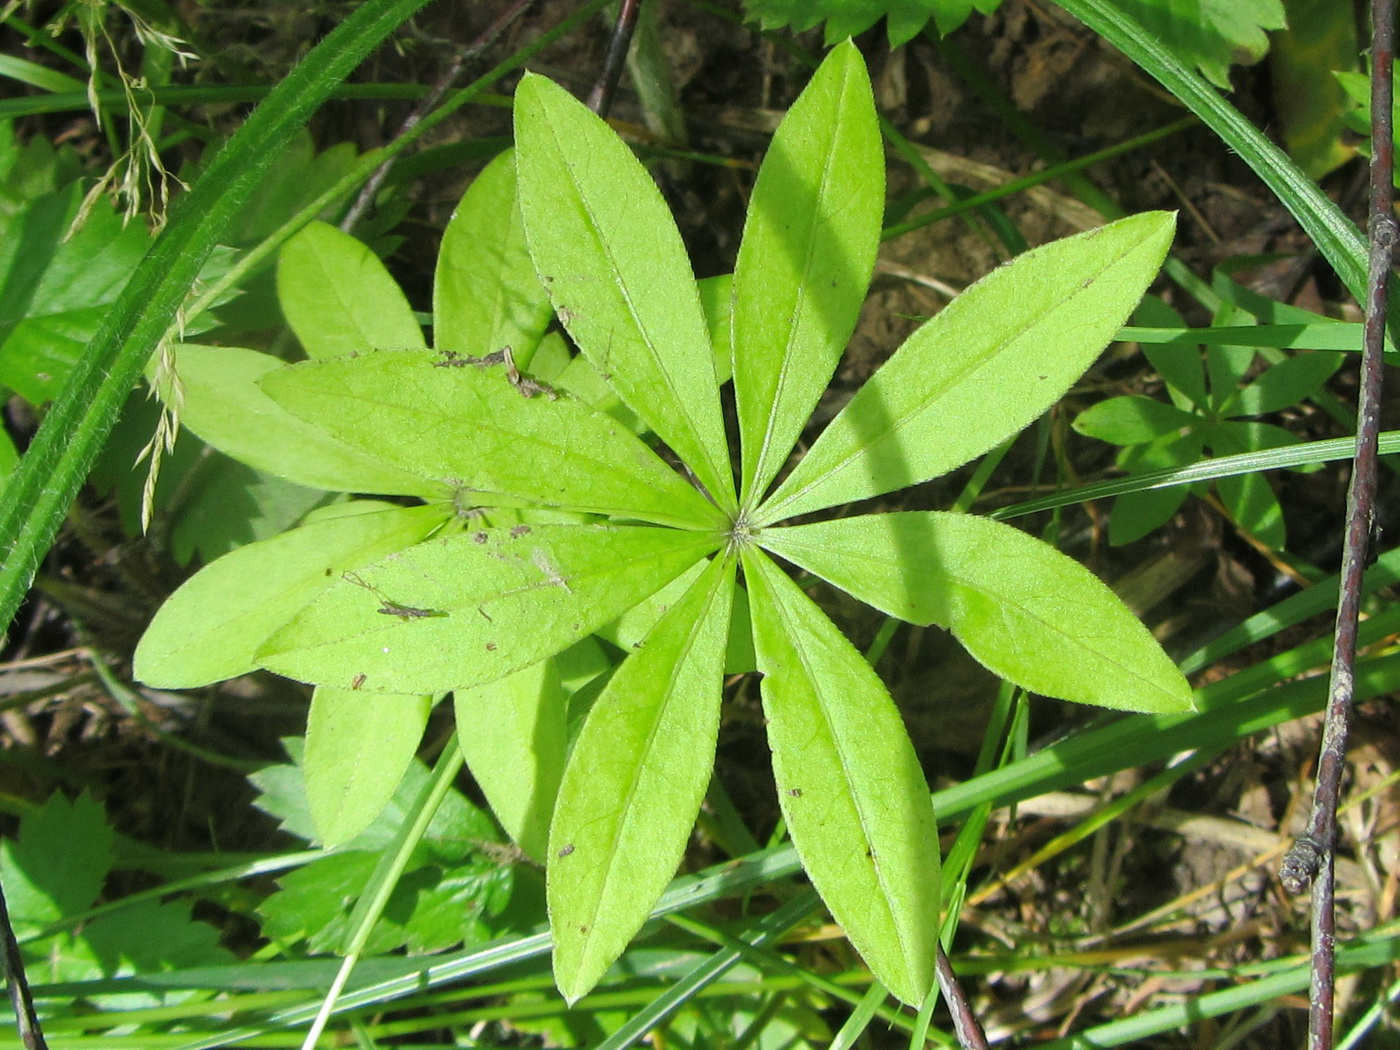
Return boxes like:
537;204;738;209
168;343;440;496
258;523;720;694
1073;395;1198;445
277;220;425;359
434;150;553;365
732;41;882;506
549;555;734;1003
759;512;1194;713
259;347;723;529
455;659;567;862
742;548;940;1006
513;73;735;513
756;212;1177;525
134;502;448;688
305;686;432;848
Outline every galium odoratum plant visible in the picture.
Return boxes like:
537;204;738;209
135;42;1192;1005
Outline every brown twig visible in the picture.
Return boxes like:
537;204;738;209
0;880;47;1050
586;0;640;118
340;0;537;232
1279;1;1395;1047
935;943;989;1050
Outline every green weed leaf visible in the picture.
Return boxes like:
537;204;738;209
1233;351;1343;416
277;220;425;359
743;548;940;1006
259;347;724;529
170;343;440;495
732;39;882;506
258;523;720;694
454;659;567;862
305;686;433;848
548;555;735;1003
135;502;447;688
0;793;112;931
756;211;1177;524
434;149;553;364
513;73;735;512
760;513;1194;713
1072;394;1198;445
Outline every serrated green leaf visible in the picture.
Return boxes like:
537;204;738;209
134;502;447;688
513;74;735;513
258;523;720;694
1073;395;1199;445
455;659;567;862
434;149;553;365
759;512;1194;713
549;554;734;1004
741;0;985;46
169;343;440;496
1117;0;1285;89
259;347;723;529
305;685;433;848
0;793;112;931
742;548;940;1006
78;898;233;977
277;220;424;359
756;212;1177;525
732;41;882;506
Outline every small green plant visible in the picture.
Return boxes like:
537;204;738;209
135;42;1191;1005
0;792;231;988
1074;304;1342;546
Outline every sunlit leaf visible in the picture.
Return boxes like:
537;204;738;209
305;686;433;848
455;659;567;862
514;73;735;512
434;149;553;366
168;343;439;496
135;502;448;688
259;347;723;529
277;220;425;359
258;523;720;694
757;212;1177;524
759;512;1194;713
549;555;734;1003
732;40;882;505
743;548;940;1006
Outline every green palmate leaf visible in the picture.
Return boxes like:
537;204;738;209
756;212;1177;525
1072;394;1198;446
732;40;882;506
454;659;568;862
169;343;440;496
742;548;941;1006
759;513;1194;713
258;523;721;694
513;74;735;513
259;347;723;529
434;149;553;366
305;685;433;848
135;502;447;688
277;220;425;360
548;554;735;1004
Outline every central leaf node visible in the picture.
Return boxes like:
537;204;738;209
727;513;759;554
